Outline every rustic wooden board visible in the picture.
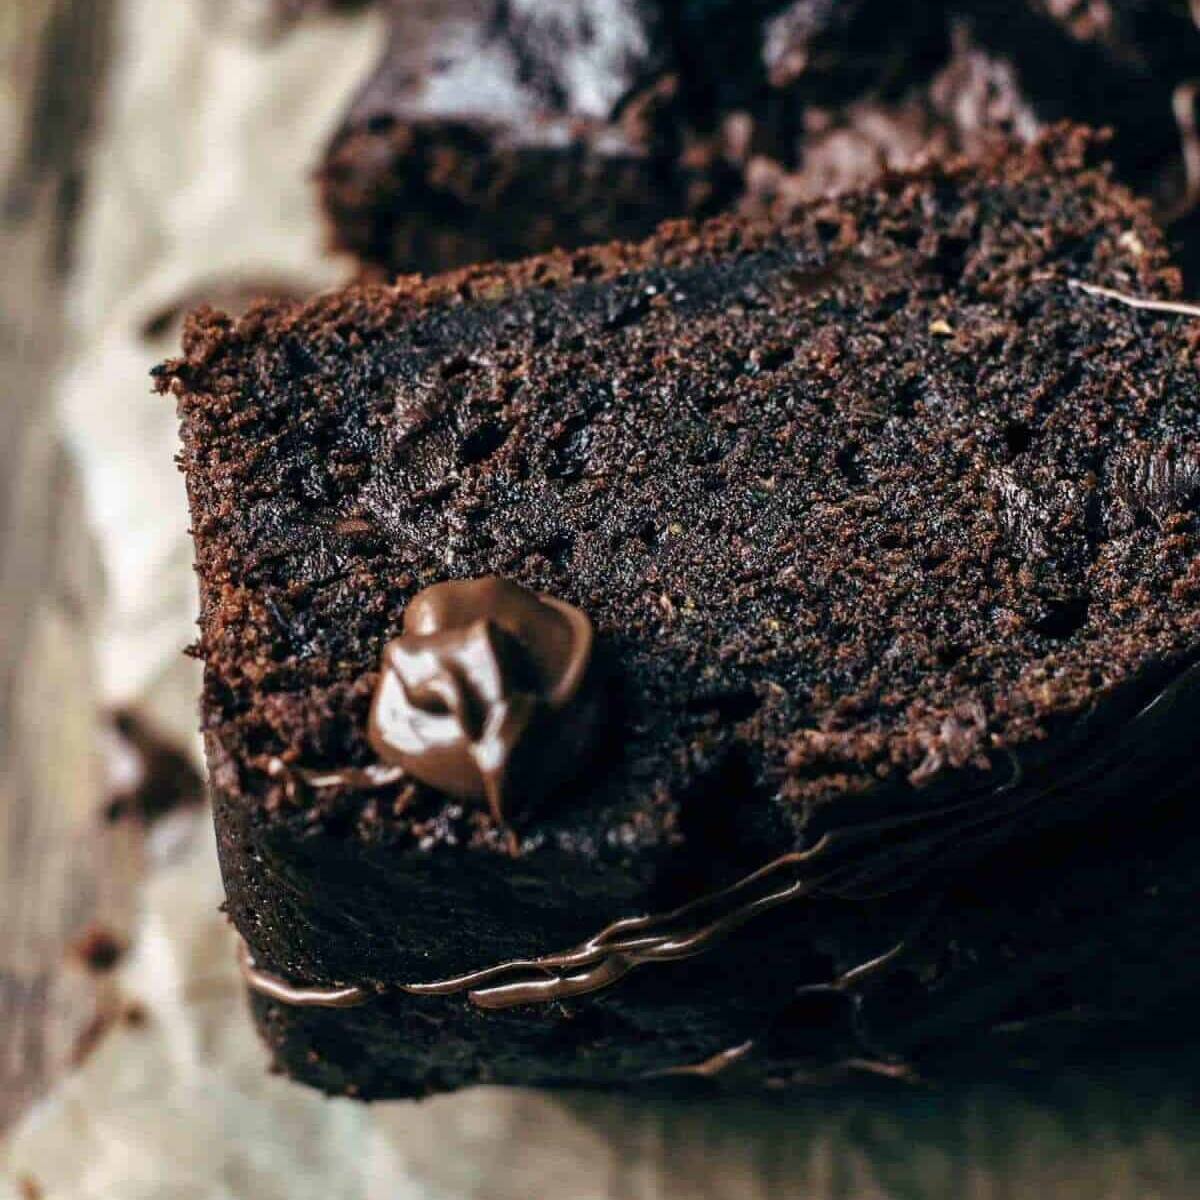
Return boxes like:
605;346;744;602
0;0;142;1135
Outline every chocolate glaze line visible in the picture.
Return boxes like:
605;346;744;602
233;812;924;1013
242;660;1200;1014
399;793;1019;1011
647;935;915;1080
652;1041;756;1079
234;752;1128;1012
656;1046;916;1085
400;839;839;1009
238;939;369;1009
234;801;963;1013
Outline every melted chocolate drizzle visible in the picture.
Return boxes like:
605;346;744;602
234;785;1020;1015
237;940;369;1009
651;1041;757;1080
399;841;838;1009
242;661;1200;1029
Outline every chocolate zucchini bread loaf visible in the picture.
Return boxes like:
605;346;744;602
162;130;1200;1097
316;0;949;274
317;0;741;275
319;1;1200;279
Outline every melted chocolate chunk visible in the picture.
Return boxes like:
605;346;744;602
369;577;598;822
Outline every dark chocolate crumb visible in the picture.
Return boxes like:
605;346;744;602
71;926;126;974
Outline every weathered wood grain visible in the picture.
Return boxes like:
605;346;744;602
0;0;140;1134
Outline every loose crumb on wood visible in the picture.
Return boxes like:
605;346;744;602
70;924;126;973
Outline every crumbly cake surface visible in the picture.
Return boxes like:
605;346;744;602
169;129;1199;841
162;131;1200;1094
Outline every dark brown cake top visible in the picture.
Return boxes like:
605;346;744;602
163;129;1200;858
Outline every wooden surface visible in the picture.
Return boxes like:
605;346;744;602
0;0;142;1135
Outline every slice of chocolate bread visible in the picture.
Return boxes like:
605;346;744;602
316;0;957;277
318;2;1200;281
161;130;1200;1098
317;0;741;275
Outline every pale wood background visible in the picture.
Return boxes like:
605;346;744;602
0;0;143;1134
3;3;1200;1195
